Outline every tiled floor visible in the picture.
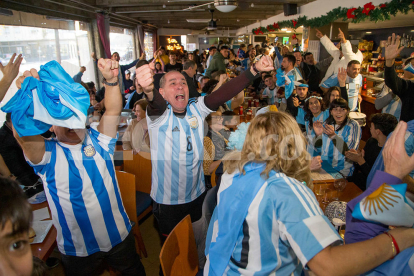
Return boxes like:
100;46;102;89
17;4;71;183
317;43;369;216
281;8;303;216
48;215;161;276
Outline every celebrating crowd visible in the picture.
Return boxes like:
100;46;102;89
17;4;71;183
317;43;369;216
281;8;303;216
2;31;414;276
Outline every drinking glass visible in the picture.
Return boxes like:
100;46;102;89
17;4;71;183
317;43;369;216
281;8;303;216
334;178;348;199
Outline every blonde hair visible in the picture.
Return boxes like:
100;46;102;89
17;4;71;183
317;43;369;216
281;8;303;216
223;112;311;186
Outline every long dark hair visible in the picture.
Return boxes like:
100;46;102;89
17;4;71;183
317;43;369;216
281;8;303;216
325;98;350;131
304;96;325;130
323;86;341;110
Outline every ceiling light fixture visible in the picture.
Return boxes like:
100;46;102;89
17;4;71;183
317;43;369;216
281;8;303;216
281;28;287;31
237;19;240;22
286;30;291;33
163;4;166;8
366;31;372;34
251;3;254;7
168;19;170;23
214;0;238;13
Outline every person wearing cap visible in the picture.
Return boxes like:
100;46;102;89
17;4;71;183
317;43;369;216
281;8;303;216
287;80;309;131
205;46;229;78
384;34;414;122
124;70;133;92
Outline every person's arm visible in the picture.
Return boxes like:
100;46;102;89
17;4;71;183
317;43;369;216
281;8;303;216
0;53;22;102
121;58;140;71
375;92;394;110
286;96;298;117
204;56;274;111
384;34;413;99
135;61;168;118
316;56;334;70
320;36;341;60
337;68;349;102
72;71;83;84
308;227;414;276
96;58;122;138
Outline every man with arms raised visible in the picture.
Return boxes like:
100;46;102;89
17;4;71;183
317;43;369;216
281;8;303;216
11;58;145;276
136;56;273;239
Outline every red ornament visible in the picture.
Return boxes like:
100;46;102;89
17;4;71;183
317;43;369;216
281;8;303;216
347;8;357;19
292;20;298;28
292;34;297;39
273;23;279;29
254;29;260;35
362;2;375;15
380;4;386;8
258;29;264;35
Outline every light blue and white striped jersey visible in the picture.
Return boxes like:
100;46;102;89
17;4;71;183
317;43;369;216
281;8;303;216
321;74;362;111
320;119;361;177
296;107;306;126
378;84;401;121
147;96;212;205
205;163;341;276
305;110;330;157
27;126;131;257
262;86;277;105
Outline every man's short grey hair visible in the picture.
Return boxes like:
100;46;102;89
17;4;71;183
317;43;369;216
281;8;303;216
183;60;196;70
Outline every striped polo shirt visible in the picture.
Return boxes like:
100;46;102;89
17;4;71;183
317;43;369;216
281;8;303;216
147;96;212;205
28;126;131;257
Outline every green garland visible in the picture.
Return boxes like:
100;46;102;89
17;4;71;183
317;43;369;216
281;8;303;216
252;0;414;34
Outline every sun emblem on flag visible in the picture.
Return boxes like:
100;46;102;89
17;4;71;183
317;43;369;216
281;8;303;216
362;184;400;215
83;144;96;157
188;115;199;129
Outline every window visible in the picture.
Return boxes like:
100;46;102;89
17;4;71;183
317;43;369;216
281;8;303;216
110;27;136;65
0;22;95;122
144;32;154;61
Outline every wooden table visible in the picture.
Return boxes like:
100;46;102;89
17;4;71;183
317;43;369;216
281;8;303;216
312;180;363;210
31;201;57;261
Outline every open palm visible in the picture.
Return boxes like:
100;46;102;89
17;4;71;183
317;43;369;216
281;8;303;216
385;33;404;60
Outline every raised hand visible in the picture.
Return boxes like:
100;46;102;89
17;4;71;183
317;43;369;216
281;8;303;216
80;66;86;73
323;124;335;137
136;60;155;94
385;33;404;66
255;55;274;72
313;121;323;136
91;52;97;61
315;29;323;39
383;121;414;179
292;97;299;107
337;67;347;87
98;58;119;83
16;69;39;89
140;52;146;60
0;53;23;84
338;28;346;43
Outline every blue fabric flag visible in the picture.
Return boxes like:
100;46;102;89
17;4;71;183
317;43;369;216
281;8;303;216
2;61;90;137
404;63;414;74
352;183;414;227
276;68;295;99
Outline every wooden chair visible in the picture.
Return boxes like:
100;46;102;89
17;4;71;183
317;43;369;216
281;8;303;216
159;215;199;276
115;170;148;258
123;150;153;222
211;166;218;188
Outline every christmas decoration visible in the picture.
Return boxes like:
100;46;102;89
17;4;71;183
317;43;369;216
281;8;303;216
292;33;297;39
362;2;376;15
252;0;414;34
347;8;357;19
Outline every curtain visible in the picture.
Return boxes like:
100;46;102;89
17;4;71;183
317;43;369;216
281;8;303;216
137;24;145;55
96;13;111;58
153;29;158;54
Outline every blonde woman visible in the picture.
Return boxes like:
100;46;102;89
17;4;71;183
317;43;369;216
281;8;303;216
204;111;414;276
122;99;150;153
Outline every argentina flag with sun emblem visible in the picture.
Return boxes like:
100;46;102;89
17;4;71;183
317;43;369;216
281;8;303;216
352;183;414;227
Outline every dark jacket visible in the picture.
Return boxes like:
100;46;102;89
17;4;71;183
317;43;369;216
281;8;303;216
205;52;226;78
182;71;199;99
385;65;414;122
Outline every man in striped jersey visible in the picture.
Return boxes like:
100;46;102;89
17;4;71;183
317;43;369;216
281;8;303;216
11;59;145;276
136;56;274;239
320;60;363;112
